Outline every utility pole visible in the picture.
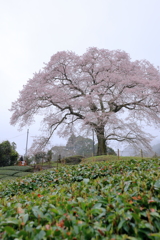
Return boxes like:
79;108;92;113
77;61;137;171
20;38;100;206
25;129;29;157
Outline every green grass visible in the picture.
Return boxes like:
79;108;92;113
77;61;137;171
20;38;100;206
82;155;147;163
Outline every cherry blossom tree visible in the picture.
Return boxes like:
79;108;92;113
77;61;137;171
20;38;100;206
10;47;160;155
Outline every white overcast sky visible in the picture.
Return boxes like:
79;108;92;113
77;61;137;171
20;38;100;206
0;0;160;155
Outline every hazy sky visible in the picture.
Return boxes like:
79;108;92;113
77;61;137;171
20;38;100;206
0;0;160;155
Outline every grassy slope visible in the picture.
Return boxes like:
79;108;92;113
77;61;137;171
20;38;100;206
82;155;144;163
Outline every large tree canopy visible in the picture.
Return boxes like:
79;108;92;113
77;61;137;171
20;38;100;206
10;47;160;155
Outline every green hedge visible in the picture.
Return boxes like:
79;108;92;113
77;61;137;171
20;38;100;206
0;166;33;181
14;172;32;177
0;170;19;176
0;174;9;179
62;155;84;164
0;166;33;172
0;176;18;181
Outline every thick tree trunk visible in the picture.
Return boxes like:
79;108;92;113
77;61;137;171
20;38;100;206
95;126;106;156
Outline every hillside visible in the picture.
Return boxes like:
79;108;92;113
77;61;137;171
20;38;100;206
0;157;160;239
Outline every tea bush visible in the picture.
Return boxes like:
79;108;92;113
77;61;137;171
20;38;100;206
0;158;160;239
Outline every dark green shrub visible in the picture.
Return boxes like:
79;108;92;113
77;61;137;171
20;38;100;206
0;141;18;166
62;155;84;165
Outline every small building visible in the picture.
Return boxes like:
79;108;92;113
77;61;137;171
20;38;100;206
18;156;27;166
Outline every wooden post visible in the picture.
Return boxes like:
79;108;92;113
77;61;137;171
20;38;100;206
57;160;58;169
141;149;143;159
41;158;43;171
57;154;61;169
118;149;120;160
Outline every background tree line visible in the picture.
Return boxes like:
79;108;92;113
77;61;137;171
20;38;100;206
0;135;116;167
32;134;116;165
